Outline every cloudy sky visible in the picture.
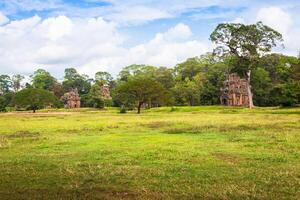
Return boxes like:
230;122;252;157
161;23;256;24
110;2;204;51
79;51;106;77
0;0;300;78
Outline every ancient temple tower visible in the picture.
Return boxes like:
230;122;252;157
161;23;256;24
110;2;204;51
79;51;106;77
100;85;112;99
220;73;250;106
61;88;81;109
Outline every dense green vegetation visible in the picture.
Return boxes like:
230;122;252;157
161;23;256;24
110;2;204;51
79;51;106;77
0;22;299;113
0;107;299;199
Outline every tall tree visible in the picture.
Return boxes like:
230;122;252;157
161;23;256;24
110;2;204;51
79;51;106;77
11;74;24;92
210;22;283;108
63;68;92;95
31;69;57;90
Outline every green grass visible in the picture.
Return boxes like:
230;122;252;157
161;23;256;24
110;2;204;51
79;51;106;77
0;106;300;199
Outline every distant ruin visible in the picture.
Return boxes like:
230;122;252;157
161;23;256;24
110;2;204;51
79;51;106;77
100;85;112;100
61;88;81;109
220;73;250;106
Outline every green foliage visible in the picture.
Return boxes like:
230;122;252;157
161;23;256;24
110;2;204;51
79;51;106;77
63;68;92;95
270;81;300;107
0;96;6;112
13;88;58;112
31;69;63;98
251;68;272;106
172;78;200;106
0;75;12;94
31;69;57;90
172;54;227;106
11;74;24;92
95;71;113;85
87;82;105;109
115;77;169;113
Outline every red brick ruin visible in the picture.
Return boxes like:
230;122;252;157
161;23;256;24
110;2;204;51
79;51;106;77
100;85;112;100
61;88;81;109
220;73;250;107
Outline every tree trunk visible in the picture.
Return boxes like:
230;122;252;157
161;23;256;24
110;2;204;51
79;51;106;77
137;102;143;114
33;108;36;113
246;70;254;109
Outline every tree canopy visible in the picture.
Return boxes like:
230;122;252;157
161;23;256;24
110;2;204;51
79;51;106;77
115;77;170;113
14;88;58;113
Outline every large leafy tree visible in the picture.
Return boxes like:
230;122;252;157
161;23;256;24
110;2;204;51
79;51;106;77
115;77;169;114
119;64;175;90
31;69;57;90
31;69;63;98
210;22;283;108
172;77;201;106
14;88;58;113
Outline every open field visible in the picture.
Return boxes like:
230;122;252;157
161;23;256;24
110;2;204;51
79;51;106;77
0;106;300;199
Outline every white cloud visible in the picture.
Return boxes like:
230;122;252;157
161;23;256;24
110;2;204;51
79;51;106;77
256;7;300;56
230;6;300;56
256;6;292;35
163;23;192;41
0;12;9;25
0;16;209;77
105;6;172;25
123;23;209;67
40;15;73;40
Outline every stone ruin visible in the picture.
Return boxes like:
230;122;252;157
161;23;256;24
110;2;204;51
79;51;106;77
61;88;81;109
220;73;250;106
100;85;112;99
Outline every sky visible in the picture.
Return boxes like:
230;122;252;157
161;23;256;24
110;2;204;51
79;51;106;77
0;0;300;78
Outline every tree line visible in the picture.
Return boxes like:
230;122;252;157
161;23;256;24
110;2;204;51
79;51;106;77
0;22;299;113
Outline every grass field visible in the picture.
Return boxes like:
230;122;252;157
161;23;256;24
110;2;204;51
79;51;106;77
0;106;300;199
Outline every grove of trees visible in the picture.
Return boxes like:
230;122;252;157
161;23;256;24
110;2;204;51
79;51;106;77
0;22;299;113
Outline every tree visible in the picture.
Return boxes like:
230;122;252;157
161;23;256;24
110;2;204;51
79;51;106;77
0;75;12;95
11;74;24;92
31;69;57;90
251;68;272;106
0;96;6;112
115;78;169;114
95;71;113;85
63;68;92;95
88;82;105;108
172;78;201;106
210;22;283;108
14;88;58;113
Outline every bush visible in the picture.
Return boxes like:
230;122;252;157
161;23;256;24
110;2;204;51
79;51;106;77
93;98;105;109
104;99;113;107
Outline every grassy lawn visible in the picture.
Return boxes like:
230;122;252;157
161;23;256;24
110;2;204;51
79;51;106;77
0;106;299;199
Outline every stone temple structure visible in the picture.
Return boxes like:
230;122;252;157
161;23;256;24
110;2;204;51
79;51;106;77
100;85;112;99
220;73;250;106
61;88;81;109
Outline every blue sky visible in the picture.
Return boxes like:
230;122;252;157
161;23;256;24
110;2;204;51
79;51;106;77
0;0;300;77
